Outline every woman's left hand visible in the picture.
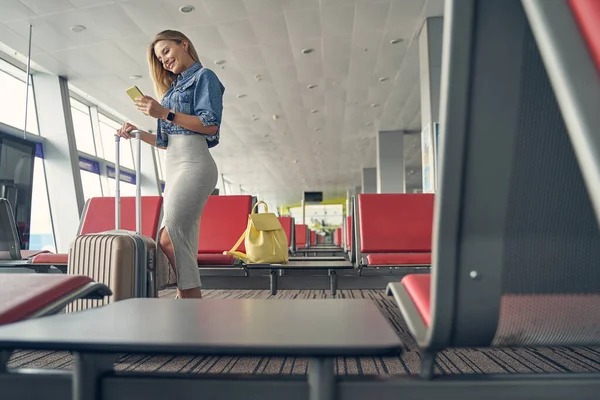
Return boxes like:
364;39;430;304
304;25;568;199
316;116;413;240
135;96;167;119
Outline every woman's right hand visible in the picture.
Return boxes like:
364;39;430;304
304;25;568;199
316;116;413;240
117;122;137;139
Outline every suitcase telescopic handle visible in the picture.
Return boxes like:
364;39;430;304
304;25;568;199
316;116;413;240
114;130;142;235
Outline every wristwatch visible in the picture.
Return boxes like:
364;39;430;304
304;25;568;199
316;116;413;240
165;109;175;122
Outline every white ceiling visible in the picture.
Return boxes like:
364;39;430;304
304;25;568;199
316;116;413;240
0;0;444;205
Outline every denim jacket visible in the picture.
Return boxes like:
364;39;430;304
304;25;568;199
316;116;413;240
156;63;225;148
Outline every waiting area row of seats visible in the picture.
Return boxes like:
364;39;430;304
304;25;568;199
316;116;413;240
0;1;599;399
1;193;435;272
2;189;437;278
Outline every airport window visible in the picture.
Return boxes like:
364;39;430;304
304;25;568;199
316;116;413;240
79;157;103;201
105;179;137;197
0;60;38;135
80;170;103;200
98;114;134;169
223;179;234;195
71;98;97;157
0;133;36;250
29;154;56;253
105;166;137;197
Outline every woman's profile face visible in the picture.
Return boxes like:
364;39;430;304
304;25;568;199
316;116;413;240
154;40;191;75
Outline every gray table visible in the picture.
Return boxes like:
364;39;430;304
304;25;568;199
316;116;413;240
247;261;354;295
0;298;403;400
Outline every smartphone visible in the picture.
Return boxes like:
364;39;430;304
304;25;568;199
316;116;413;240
126;85;144;102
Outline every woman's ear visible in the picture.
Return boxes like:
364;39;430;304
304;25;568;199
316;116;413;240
182;40;189;53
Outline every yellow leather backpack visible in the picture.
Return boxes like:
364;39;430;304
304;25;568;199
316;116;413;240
226;201;289;264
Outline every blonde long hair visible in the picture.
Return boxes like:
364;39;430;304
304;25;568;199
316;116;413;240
147;30;201;99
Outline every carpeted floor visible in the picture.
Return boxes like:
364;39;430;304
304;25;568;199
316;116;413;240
7;289;600;376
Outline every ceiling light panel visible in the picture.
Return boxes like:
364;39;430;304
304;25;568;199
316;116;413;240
183;25;228;53
218;19;259;49
285;8;321;40
85;2;148;37
203;0;249;22
320;4;355;37
19;0;74;15
0;0;37;22
4;18;76;53
261;43;295;67
249;13;290;46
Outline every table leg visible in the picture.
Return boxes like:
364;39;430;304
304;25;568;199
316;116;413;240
269;269;278;295
73;353;116;400
328;270;337;296
308;357;335;400
0;350;10;373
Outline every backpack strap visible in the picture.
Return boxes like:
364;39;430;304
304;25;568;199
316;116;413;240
225;225;248;261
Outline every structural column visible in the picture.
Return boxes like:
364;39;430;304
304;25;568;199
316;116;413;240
376;130;405;193
32;74;84;252
361;168;377;194
419;17;443;192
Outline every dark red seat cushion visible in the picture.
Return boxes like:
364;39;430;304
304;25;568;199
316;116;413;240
31;196;163;265
0;274;93;325
367;253;431;266
197;253;235;265
278;217;293;247
401;274;432;327
334;228;342;246
295;224;307;248
358;194;434;253
31;253;68;265
569;0;600;71
20;250;49;259
198;195;252;254
80;196;163;238
346;216;352;251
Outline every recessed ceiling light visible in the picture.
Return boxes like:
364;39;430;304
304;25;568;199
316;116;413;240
301;48;314;55
179;5;195;13
378;77;389;82
307;84;317;89
390;38;403;44
371;103;379;107
252;116;259;121
70;25;86;33
214;60;226;65
365;122;372;126
128;74;142;80
314;128;321;131
311;109;319;114
236;94;246;98
272;114;279;120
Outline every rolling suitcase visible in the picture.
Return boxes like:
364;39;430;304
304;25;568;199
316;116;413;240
67;130;157;312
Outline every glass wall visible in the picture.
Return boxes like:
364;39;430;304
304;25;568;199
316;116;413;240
0;59;38;135
71;98;96;156
98;114;134;169
29;156;55;252
0;133;36;250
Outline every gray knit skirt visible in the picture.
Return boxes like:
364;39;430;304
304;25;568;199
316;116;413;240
159;134;218;290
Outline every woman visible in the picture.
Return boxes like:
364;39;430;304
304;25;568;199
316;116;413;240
116;30;224;299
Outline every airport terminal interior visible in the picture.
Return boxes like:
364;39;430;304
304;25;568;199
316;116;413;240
0;0;599;399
